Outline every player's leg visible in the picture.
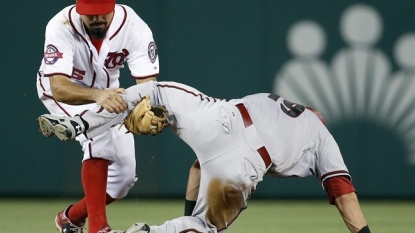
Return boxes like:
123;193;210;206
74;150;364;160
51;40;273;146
38;101;88;232
54;137;119;232
129;149;265;233
190;142;268;231
37;100;128;141
76;131;114;233
82;157;111;232
62;126;136;233
106;125;137;200
184;159;200;216
125;162;221;233
38;83;159;141
77;128;134;232
54;160;115;233
55;204;86;233
57;193;117;231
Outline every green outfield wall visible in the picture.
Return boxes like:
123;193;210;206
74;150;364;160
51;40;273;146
1;0;414;199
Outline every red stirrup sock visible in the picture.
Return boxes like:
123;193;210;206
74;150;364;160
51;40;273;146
67;200;87;226
82;158;110;233
68;193;117;226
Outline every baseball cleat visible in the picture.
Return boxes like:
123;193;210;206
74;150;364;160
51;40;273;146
37;114;85;141
55;205;85;233
125;222;150;233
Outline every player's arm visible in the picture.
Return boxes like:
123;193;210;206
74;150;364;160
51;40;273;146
334;192;370;233
50;75;127;113
128;24;159;84
184;159;201;216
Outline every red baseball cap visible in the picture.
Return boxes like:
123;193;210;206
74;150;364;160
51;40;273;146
76;0;115;15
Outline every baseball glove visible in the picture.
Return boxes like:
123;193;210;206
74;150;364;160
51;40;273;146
122;95;170;135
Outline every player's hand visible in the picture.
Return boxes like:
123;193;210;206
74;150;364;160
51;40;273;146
94;88;127;113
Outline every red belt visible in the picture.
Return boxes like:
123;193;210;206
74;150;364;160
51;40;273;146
235;103;272;168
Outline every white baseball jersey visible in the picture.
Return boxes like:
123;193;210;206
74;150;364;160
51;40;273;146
81;81;351;233
35;4;159;199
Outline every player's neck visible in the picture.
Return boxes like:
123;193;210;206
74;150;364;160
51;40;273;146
89;35;104;53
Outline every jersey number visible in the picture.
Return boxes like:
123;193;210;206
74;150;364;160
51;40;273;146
268;94;305;118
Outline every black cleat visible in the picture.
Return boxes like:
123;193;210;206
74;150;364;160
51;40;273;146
37;114;85;141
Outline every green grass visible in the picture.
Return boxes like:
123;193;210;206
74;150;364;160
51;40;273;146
1;198;414;232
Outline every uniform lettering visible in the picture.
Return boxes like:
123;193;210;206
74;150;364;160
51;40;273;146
268;93;305;118
71;68;86;80
105;49;130;68
280;100;305;118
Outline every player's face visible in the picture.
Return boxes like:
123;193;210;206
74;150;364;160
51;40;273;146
81;12;114;39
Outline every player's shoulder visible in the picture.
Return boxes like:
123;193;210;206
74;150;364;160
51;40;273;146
116;4;148;26
47;5;74;22
117;4;136;14
45;5;75;32
112;4;153;39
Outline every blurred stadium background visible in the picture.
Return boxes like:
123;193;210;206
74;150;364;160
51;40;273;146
1;0;414;232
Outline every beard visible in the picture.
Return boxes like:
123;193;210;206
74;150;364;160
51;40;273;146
86;22;108;39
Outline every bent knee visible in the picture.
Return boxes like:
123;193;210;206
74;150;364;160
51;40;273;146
107;174;137;199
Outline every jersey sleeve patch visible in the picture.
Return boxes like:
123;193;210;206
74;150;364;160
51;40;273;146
148;41;158;63
44;44;63;65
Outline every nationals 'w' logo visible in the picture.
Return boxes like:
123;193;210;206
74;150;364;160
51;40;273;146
105;49;129;68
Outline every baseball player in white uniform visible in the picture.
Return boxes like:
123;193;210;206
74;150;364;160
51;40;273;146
35;0;159;232
37;80;371;233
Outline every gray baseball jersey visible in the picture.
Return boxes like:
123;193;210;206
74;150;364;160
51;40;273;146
81;80;350;233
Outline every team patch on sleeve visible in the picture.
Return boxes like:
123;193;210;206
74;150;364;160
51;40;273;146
44;44;63;65
148;41;158;63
